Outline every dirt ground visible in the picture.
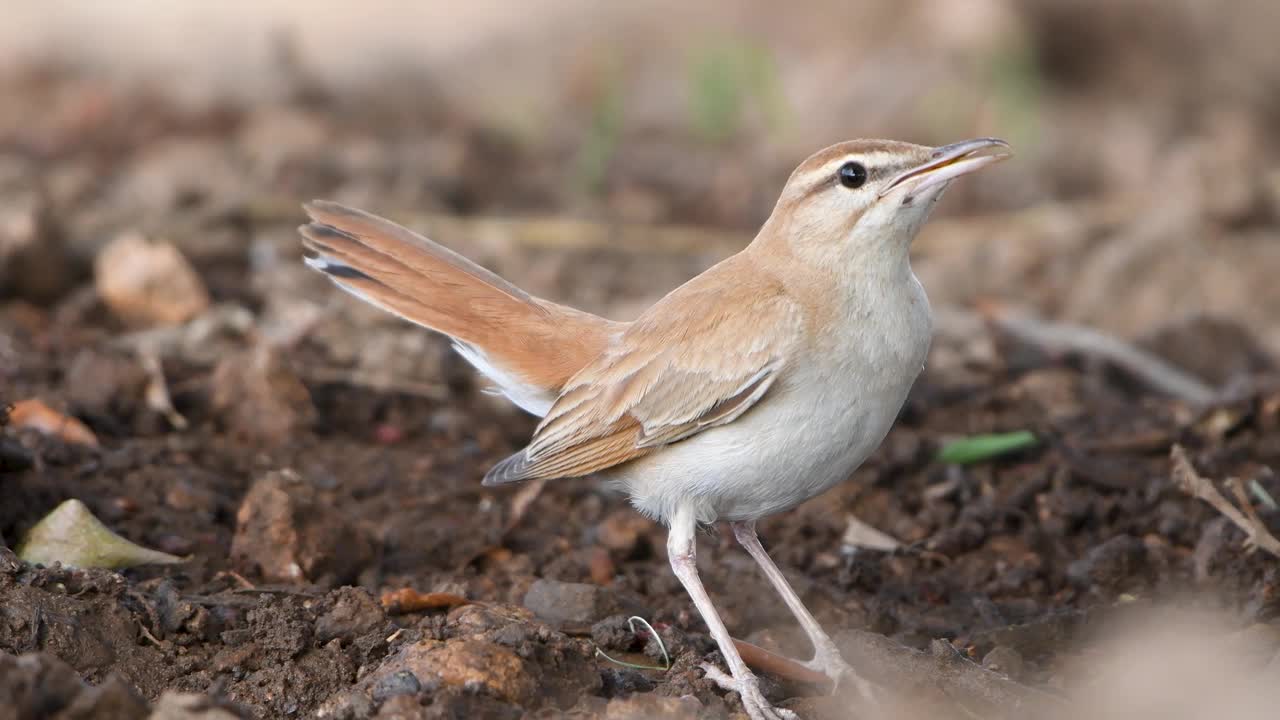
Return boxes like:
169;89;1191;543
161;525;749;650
3;3;1280;719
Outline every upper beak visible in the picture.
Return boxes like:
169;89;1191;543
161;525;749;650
880;137;1012;199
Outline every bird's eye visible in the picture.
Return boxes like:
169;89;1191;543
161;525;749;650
838;161;868;189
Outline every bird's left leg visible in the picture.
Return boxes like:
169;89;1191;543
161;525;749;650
731;520;876;700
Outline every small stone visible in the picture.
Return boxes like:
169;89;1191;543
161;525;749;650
523;578;621;627
94;231;209;328
445;602;534;636
591;615;638;652
426;640;536;706
357;639;536;708
317;587;387;645
230;470;374;585
372;671;422;704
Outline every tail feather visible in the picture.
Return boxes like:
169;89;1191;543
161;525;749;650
300;201;620;414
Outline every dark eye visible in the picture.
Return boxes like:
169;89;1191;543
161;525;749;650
838;161;867;189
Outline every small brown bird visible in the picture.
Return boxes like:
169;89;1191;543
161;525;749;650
301;137;1009;719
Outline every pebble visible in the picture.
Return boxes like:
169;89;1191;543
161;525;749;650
94;231;209;327
523;578;621;627
371;670;422;705
230;469;374;585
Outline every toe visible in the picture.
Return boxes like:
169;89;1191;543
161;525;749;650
700;662;738;692
700;664;797;720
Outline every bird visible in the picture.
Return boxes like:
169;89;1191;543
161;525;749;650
299;136;1010;720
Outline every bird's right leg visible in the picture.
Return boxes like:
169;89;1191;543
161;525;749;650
667;506;797;720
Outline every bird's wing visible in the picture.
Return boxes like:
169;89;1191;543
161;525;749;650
483;266;799;485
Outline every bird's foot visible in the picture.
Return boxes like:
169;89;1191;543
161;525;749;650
701;663;798;720
800;642;877;702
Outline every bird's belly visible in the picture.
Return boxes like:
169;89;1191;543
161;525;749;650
610;367;914;526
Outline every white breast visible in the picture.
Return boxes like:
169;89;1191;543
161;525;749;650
611;271;933;526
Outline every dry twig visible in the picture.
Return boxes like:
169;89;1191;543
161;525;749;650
982;305;1217;407
1171;444;1280;558
380;588;471;614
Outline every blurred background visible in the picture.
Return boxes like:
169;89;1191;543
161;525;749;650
3;0;1278;342
3;2;1280;719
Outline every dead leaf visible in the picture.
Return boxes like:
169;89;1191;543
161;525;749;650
18;499;184;569
9;399;99;448
381;588;471;614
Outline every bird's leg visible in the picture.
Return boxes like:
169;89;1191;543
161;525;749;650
668;508;797;720
731;520;876;700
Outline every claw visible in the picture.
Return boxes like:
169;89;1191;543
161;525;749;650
700;663;799;720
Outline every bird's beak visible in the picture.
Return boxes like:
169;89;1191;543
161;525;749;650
880;137;1012;200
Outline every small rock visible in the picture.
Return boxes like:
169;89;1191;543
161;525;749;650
230;469;374;585
591;615;639;651
447;602;535;636
210;344;316;445
94;231;210;327
356;639;536;708
523;578;621;627
371;671;422;705
426;640;536;706
317;587;387;645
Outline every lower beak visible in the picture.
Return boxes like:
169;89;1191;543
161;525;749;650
880;137;1012;200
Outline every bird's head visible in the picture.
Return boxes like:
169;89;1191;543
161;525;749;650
762;137;1011;268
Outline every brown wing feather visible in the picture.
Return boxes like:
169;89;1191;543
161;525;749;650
484;256;798;485
300;201;622;396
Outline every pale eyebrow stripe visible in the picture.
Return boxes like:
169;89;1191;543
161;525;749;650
794;155;904;202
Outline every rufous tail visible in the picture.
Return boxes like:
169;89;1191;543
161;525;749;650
299;200;619;414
